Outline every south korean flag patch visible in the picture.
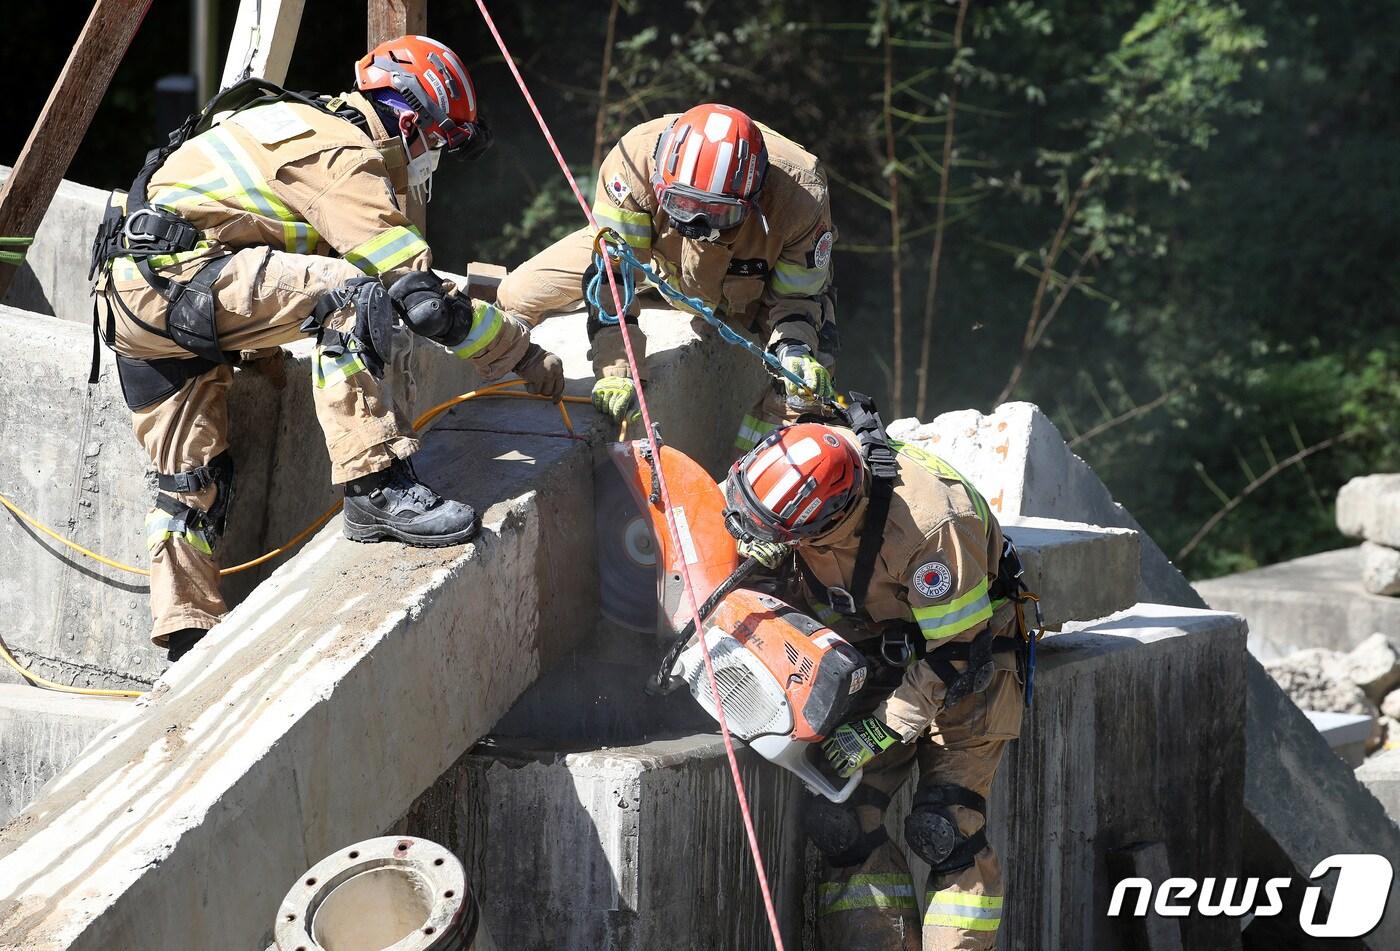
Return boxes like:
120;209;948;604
912;560;954;600
607;175;632;205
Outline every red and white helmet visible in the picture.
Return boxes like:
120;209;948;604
355;35;490;157
652;104;768;236
725;424;866;543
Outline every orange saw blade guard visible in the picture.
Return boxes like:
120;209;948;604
598;440;740;635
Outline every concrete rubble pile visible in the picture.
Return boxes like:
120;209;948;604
1262;633;1400;760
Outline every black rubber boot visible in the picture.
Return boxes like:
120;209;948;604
166;627;208;663
342;459;480;547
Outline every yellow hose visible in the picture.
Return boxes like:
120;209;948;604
0;383;588;699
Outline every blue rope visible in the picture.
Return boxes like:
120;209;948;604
586;233;836;406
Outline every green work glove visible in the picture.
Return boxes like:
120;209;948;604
592;375;640;427
822;716;900;778
737;536;791;570
776;343;834;405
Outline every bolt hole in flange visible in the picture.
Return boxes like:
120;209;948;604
274;836;482;951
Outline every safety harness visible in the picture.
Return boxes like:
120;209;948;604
87;79;371;384
800;393;1043;708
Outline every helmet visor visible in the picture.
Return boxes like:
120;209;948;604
656;183;750;232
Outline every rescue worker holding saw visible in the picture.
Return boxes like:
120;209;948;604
722;403;1033;951
495;103;838;450
89;35;564;662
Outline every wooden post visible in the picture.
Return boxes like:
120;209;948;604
367;0;428;231
220;0;306;90
0;1;152;299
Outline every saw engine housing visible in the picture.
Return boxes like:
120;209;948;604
677;588;867;802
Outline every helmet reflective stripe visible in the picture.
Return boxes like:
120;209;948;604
762;468;802;511
702;110;734;141
679;131;703;187
708;141;735;193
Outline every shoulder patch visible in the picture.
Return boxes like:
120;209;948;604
912;560;954;600
606;174;632;206
228;103;314;146
807;230;834;270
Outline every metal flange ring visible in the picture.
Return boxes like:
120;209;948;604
274;836;482;951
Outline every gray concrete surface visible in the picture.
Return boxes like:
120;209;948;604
398;735;808;950
889;402;1204;608
1355;748;1400;826
406;603;1246;951
1337;473;1400;547
1304;711;1376;768
0;167;108;327
1244;657;1400;950
1196;546;1400;659
0;685;129;827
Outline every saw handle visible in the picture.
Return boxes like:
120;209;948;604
645;556;760;695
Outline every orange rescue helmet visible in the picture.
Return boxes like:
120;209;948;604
652;103;768;236
724;423;865;543
355;35;488;155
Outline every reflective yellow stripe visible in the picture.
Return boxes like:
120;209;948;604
818;874;917;915
891;439;991;533
452;301;504;359
924;890;1002;930
912;577;994;640
733;413;779;452
147;239;216;269
144;510;213;556
592;202;653;249
343;225;429;276
195;129;320;253
771;258;828;296
313;346;368;388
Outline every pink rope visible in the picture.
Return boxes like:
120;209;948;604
472;3;787;946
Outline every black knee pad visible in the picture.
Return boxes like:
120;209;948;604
305;277;398;376
904;782;987;874
156;451;234;540
803;788;891;868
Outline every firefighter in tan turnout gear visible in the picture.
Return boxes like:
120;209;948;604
722;407;1028;950
89;36;564;662
496;103;838;451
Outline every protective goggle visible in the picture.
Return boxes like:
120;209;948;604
655;181;751;233
421;117;493;161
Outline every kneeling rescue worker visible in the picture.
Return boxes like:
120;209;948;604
89;36;565;662
495;104;838;451
723;404;1034;950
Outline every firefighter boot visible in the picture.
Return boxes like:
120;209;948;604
342;459;480;547
165;628;209;663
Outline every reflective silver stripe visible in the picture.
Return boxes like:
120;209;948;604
925;902;1001;920
733;414;778;451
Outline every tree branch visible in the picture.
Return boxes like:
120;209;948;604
883;0;905;416
1176;431;1358;563
591;0;623;174
914;0;970;421
1067;387;1173;448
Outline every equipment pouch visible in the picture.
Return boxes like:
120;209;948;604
167;256;233;364
116;354;218;410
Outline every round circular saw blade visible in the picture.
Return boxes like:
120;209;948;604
594;455;662;631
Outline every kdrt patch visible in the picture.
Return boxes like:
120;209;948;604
912;560;954;600
607;175;632;205
809;230;834;270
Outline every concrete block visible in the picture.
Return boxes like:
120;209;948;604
1304;711;1375;768
1001;516;1139;628
398;735;807;951
0;167;109;327
1244;656;1400;950
1347;632;1400;702
0;418;598;951
1195;546;1400;659
1336;473;1400;547
417;604;1246;951
888;402;1204;609
0;685;128;827
1361;540;1400;596
1354;749;1400;826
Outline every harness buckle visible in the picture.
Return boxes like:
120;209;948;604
880;627;914;668
827;585;857;617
